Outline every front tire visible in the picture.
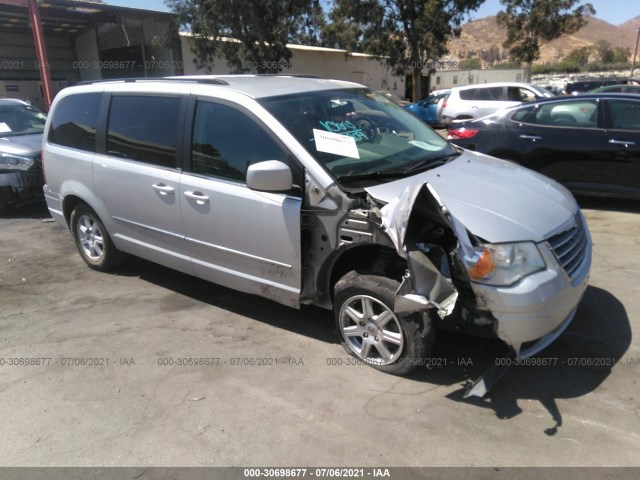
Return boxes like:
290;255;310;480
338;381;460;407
70;204;122;271
334;271;434;375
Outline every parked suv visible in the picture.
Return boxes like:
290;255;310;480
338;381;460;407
43;76;591;377
441;82;553;126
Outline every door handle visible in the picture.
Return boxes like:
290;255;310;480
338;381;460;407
520;134;542;141
184;190;210;205
609;139;635;146
152;183;175;195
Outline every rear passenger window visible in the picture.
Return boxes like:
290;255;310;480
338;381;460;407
474;87;502;101
191;101;289;182
107;95;181;168
48;93;101;151
529;100;598;128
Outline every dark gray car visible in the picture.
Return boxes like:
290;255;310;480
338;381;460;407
0;99;46;215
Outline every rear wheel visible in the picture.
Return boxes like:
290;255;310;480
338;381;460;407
334;271;434;375
70;204;122;271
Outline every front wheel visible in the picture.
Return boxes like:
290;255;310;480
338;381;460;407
70;204;122;271
334;271;434;375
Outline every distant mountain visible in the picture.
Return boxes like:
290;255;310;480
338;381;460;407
447;15;639;65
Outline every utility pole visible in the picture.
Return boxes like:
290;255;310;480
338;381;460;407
632;26;640;78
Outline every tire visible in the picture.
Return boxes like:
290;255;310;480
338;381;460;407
70;204;122;271
334;271;434;375
0;201;7;217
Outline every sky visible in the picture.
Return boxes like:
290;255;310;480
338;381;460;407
107;0;640;27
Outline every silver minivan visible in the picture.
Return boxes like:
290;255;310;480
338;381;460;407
43;76;591;375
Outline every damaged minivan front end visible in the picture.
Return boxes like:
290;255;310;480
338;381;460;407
260;84;592;385
368;169;590;361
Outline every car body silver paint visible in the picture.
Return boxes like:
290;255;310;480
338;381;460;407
365;149;577;243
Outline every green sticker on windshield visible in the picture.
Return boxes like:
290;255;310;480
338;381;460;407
408;140;443;151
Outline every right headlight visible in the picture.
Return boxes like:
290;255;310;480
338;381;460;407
463;242;546;287
0;153;35;171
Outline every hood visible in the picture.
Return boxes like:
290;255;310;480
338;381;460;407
0;133;43;157
365;150;577;243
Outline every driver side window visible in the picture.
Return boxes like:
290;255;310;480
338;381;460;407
191;101;292;183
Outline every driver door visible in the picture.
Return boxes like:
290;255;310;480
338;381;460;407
179;99;302;307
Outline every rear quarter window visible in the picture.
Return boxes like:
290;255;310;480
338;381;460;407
48;92;102;151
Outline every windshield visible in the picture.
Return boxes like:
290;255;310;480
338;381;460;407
0;103;46;137
260;88;457;186
530;85;555;98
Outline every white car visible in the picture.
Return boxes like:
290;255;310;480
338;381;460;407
441;82;553;126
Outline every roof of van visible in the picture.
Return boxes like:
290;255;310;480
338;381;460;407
75;75;365;99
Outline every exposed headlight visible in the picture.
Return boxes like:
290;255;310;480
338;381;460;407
463;242;546;286
0;153;35;171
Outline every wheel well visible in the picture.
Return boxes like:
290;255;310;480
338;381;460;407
62;195;87;228
328;245;407;302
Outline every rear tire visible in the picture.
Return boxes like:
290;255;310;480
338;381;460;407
334;271;434;375
70;204;122;271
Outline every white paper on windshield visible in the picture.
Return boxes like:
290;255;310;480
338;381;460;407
313;129;360;159
0;123;11;133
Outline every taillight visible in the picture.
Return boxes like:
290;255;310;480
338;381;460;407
447;128;479;140
442;95;449;110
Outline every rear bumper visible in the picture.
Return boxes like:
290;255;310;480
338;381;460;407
43;185;67;227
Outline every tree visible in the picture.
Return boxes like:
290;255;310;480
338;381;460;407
594;39;614;64
496;0;595;81
324;0;484;102
459;58;482;69
167;0;324;73
564;45;592;66
612;46;631;64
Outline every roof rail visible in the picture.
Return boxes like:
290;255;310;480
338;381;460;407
76;77;229;86
256;74;320;78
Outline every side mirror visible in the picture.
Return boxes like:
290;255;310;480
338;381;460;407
246;160;293;192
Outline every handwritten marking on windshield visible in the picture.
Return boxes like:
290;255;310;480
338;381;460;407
319;120;369;142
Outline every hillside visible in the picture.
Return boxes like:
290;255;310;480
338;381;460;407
447;15;638;65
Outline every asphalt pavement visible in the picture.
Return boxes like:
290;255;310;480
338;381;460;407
0;199;638;468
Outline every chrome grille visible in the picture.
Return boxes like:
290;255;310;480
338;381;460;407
547;215;588;279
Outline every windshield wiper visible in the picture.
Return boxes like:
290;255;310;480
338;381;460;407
403;151;461;173
337;170;410;184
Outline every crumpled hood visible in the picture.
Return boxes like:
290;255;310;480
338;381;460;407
365;150;577;243
0;133;43;157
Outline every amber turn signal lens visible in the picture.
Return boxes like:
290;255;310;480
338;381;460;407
467;247;496;280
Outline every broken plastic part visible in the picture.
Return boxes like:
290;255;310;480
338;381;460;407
464;363;512;398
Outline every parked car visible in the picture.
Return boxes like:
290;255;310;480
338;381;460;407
378;90;411;107
590;84;640;94
441;82;553;126
43;76;591;375
563;77;623;95
404;89;450;127
447;93;640;199
0;99;46;215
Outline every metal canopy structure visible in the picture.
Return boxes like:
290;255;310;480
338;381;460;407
0;0;176;111
0;0;171;36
